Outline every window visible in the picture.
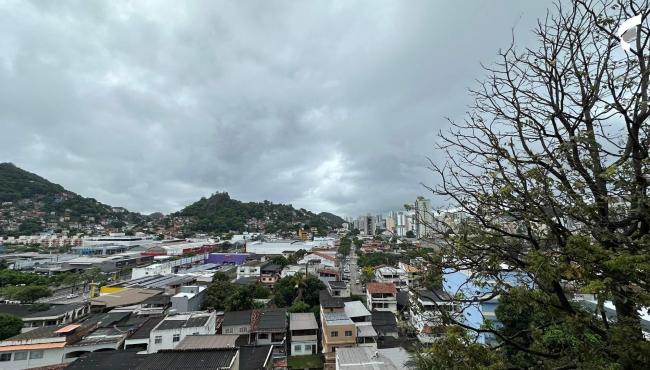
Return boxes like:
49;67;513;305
225;328;233;334
29;350;44;359
154;336;162;344
331;331;338;337
14;352;27;361
304;345;312;352
173;334;180;342
258;333;268;339
294;344;302;352
0;353;10;361
345;330;353;337
239;327;247;333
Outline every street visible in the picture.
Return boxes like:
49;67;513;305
349;242;363;295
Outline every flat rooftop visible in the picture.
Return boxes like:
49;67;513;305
289;313;318;331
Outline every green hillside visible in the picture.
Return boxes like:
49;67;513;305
177;192;343;234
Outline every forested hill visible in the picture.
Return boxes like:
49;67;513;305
176;192;344;233
0;163;141;234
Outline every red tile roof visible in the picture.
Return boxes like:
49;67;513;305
367;282;397;294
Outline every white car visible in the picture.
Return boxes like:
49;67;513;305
66;293;79;299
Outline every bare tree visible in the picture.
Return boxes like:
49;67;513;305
426;0;650;367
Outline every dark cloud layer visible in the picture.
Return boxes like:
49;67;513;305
0;0;551;216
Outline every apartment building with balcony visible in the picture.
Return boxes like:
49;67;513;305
319;291;356;354
366;283;397;313
408;288;457;343
374;267;407;291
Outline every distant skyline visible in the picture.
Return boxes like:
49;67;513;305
0;1;551;217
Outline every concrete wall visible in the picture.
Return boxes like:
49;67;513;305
0;348;65;370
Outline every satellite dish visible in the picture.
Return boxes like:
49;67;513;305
617;14;642;52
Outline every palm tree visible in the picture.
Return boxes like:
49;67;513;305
293;273;309;303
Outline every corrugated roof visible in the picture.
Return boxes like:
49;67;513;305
319;290;344;309
54;324;80;333
137;349;238;370
91;288;162;308
222;310;252;327
323;311;353;325
356;324;378;337
251;309;287;331
175;335;238;350
128;317;164;340
239;345;272;370
64;350;146;370
344;301;371;319
0;342;66;352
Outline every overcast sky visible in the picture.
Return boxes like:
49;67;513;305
0;0;551;216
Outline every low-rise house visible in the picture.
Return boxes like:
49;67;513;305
327;281;350;298
0;303;89;332
260;263;282;287
148;311;216;353
298;252;337;268
0;324;77;370
221;310;252;335
250;308;287;346
124;316;164;351
171;286;207;312
317;268;340;284
366;283;397;313
289;313;318;356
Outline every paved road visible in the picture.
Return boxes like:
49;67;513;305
349;244;363;295
38;285;90;304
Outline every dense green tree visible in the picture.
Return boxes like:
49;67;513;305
1;285;52;303
0;314;22;340
288;300;311;313
273;274;324;308
203;280;234;309
270;255;289;268
408;327;506;370
405;230;415;238
427;0;650;368
211;271;231;283
0;269;50;287
225;288;256;311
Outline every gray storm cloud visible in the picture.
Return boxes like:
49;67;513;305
0;0;551;216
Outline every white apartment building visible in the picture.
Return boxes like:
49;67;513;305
366;283;398;314
236;261;262;279
374;267;407;291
